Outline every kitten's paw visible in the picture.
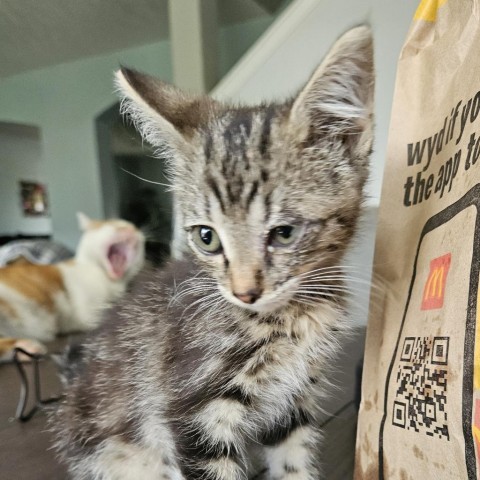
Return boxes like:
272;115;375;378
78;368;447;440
13;339;48;361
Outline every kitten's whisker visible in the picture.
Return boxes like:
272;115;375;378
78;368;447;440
297;265;365;275
302;284;370;297
295;291;340;299
174;283;217;298
198;298;224;317
120;167;171;188
300;281;370;290
170;281;218;305
297;273;372;285
296;290;372;317
175;279;217;293
295;296;331;308
179;291;222;321
298;270;371;282
301;282;383;299
298;290;370;313
177;278;216;287
296;287;361;296
297;286;375;302
173;271;211;290
300;276;382;291
185;292;225;320
299;267;368;275
296;270;371;281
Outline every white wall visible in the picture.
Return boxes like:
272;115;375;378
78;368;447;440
0;123;52;235
212;0;420;325
0;40;173;249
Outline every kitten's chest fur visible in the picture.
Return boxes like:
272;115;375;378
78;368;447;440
163;293;340;433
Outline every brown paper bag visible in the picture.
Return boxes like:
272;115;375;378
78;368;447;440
354;1;480;478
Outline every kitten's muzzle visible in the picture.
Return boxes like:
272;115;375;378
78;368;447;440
233;288;263;305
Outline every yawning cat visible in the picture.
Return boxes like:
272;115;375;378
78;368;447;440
52;26;374;479
0;213;145;359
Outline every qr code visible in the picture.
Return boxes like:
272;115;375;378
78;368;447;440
392;336;449;440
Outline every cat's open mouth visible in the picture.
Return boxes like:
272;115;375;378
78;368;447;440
106;237;139;280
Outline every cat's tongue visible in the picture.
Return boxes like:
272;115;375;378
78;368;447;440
107;243;128;280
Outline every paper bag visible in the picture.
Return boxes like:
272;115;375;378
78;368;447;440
355;1;480;478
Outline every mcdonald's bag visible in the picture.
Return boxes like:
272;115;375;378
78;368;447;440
354;1;480;478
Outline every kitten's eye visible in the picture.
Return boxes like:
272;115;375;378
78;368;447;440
268;225;300;247
191;226;223;254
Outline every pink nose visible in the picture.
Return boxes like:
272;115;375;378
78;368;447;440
233;288;263;304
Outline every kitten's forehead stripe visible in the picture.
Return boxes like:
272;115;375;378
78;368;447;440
245;181;259;210
260;106;276;158
203;193;211;217
243;149;250;171
200;108;279;215
206;177;225;214
264;192;272;221
225;109;253;140
222;117;249;156
204;132;213;161
261;169;269;183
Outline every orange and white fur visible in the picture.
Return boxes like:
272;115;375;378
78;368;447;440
0;213;145;360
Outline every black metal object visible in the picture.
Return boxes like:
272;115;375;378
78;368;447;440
12;347;62;422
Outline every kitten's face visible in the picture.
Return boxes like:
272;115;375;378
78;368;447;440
179;108;366;313
117;26;374;313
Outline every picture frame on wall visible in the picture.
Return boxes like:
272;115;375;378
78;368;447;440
19;181;49;217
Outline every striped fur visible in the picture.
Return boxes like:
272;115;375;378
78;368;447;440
0;214;144;360
52;26;374;479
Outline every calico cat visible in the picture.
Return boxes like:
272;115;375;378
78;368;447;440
52;26;374;479
0;213;144;360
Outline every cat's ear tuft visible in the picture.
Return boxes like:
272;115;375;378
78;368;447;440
115;68;186;151
77;212;91;231
290;25;374;157
115;68;219;152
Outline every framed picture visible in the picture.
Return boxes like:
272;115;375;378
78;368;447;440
19;181;49;217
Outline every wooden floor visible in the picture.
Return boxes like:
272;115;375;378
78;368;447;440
0;330;364;479
0;339;68;479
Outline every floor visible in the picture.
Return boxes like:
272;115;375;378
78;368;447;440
0;338;68;479
0;329;365;479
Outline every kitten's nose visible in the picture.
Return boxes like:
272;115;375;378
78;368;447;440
233;288;263;304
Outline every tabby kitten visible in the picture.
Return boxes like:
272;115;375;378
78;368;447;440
52;26;374;479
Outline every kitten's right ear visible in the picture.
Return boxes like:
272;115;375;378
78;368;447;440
290;25;374;158
115;68;218;152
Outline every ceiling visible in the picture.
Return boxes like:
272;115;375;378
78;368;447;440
0;0;283;78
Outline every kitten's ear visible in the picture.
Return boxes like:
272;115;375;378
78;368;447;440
115;68;218;152
290;25;374;157
77;212;91;231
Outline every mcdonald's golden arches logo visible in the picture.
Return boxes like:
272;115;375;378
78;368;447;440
421;253;451;310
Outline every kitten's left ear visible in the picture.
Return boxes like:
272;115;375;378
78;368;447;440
115;68;220;153
290;25;374;158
